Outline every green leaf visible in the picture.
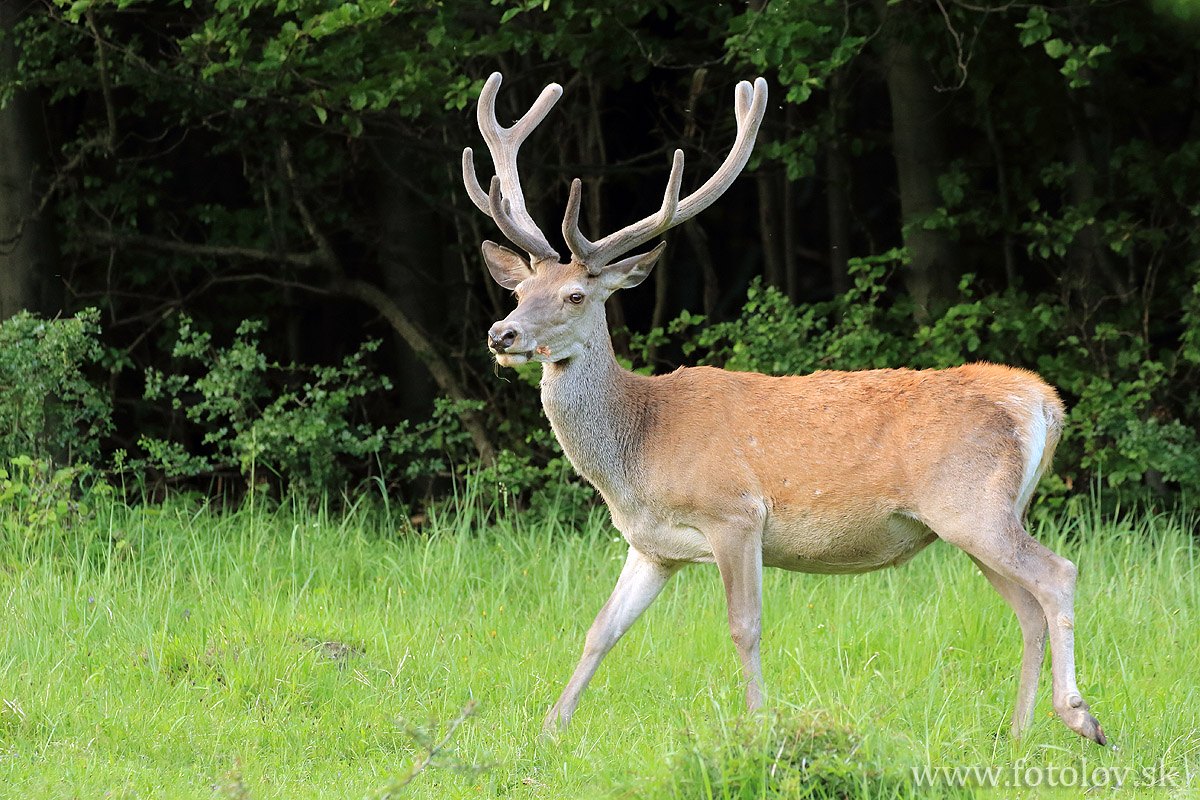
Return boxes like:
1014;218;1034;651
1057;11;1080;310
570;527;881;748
1043;38;1068;59
1016;7;1052;46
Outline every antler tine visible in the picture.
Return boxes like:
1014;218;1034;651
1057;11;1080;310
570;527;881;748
487;176;545;259
735;79;752;120
462;147;490;215
658;149;686;228
562;178;589;261
675;77;767;220
563;77;768;271
462;72;562;263
563;151;684;275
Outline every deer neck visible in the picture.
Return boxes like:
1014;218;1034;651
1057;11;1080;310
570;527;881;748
539;337;647;503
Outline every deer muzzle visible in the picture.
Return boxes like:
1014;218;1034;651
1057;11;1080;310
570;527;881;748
487;320;533;365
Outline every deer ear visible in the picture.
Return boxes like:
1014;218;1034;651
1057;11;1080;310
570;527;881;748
482;241;534;290
599;241;666;292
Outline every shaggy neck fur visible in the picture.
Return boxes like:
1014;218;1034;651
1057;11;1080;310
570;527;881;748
539;337;650;505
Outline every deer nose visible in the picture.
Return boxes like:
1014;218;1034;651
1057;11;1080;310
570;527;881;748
488;324;519;352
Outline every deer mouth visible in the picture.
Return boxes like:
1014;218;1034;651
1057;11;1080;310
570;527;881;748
494;350;533;367
494;344;553;367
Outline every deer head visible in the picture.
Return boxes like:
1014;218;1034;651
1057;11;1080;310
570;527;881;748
462;72;768;366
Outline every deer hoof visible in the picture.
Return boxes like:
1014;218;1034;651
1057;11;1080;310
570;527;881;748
1079;714;1107;746
541;705;570;737
1057;696;1107;746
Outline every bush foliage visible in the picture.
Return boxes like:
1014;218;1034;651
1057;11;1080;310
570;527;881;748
136;315;491;496
659;709;936;800
0;309;112;466
4;271;1198;508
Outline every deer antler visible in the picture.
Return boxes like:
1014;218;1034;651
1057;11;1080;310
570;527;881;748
462;72;563;263
563;77;768;274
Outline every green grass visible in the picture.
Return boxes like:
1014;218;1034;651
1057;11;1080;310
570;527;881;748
1;484;1198;798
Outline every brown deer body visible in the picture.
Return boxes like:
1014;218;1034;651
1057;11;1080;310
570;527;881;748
461;72;1106;745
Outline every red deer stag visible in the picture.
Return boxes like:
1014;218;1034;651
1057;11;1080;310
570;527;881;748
461;72;1105;745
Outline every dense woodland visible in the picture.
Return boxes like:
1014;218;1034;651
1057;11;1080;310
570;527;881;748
1;0;1198;509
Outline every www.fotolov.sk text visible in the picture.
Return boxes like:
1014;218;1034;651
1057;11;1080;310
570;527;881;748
911;757;1189;790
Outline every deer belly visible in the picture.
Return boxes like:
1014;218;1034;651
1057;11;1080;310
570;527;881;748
625;524;715;564
611;508;715;564
761;510;936;574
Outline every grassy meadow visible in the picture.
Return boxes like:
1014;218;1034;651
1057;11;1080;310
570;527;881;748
1;483;1198;799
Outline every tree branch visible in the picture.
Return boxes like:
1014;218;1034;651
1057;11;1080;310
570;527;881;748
81;228;328;268
389;700;480;792
280;140;339;269
84;10;118;153
933;0;969;92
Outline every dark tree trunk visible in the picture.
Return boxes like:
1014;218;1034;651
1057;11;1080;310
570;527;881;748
757;170;784;290
1066;109;1126;298
373;148;442;422
826;70;852;296
979;89;1017;289
0;1;55;319
683;221;719;319
876;1;958;319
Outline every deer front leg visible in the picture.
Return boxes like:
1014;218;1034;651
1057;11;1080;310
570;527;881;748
543;547;679;734
712;527;765;712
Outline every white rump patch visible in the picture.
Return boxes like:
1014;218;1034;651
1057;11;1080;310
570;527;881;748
1016;406;1049;513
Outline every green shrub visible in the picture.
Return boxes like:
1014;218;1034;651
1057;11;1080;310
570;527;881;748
655;709;945;800
0;309;112;465
474;436;598;528
0;455;103;548
137;316;477;496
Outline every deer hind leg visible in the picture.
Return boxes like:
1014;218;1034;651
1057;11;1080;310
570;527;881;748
970;556;1047;740
939;513;1106;746
711;524;765;712
543;546;679;734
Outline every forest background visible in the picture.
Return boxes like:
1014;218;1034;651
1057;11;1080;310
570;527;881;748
2;0;1199;514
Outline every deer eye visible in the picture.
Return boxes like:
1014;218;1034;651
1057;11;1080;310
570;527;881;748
567;292;585;305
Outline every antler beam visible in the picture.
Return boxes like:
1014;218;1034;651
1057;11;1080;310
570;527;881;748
462;72;563;263
563;77;769;274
